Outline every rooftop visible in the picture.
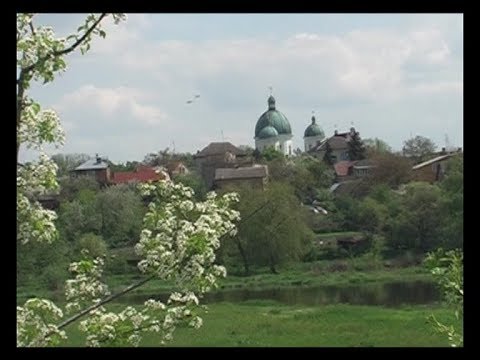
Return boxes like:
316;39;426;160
195;142;246;158
74;157;109;171
215;165;268;181
112;166;169;184
412;153;458;170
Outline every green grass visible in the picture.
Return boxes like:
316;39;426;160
61;302;461;347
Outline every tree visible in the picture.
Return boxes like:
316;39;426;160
386;182;445;251
17;13;239;347
260;146;285;162
173;172;207;201
322;141;333;165
95;184;145;247
438;155;463;249
109;160;139;172
424;249;463;347
230;182;313;274
402;135;437;163
51;153;91;177
366;152;413;188
363;138;392;157
347;131;366;161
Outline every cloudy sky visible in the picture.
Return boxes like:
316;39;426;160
21;13;463;163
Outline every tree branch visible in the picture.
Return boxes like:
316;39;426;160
17;71;26;163
38;198;274;343
29;17;36;36
21;13;107;74
57;274;156;331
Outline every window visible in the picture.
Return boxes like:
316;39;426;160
309;144;312;150
289;145;292;155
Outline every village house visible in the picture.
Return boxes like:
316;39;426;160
411;148;462;183
213;164;268;190
71;154;112;185
308;127;359;163
194;142;251;189
165;161;189;178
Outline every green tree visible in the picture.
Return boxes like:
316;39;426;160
231;182;313;274
363;138;392;157
51;153;91;177
424;249;463;347
386;182;445;251
76;233;107;259
173;172;207;201
95;184;145;247
324;141;334;165
348;130;366;161
438;155;463;249
402;135;437;163
366;152;413;188
58;176;100;202
17;12;240;348
109;160;139;172
261;146;285;161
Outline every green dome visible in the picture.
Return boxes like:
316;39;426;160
258;125;279;139
304;115;325;138
255;96;292;138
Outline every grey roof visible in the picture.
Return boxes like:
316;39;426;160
74;158;109;171
215;165;267;181
412;154;455;170
311;136;349;152
195;142;246;158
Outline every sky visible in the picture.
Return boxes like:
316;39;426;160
20;13;463;164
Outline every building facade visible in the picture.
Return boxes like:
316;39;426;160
303;114;325;151
254;95;293;156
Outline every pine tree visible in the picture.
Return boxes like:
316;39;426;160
324;141;334;165
348;131;366;161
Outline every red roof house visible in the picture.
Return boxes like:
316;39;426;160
111;165;170;184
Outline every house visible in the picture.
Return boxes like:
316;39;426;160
334;160;356;182
411;149;462;183
72;154;111;185
165;161;189;178
111;164;170;185
308;128;358;163
352;159;375;178
194;142;250;189
213;165;268;190
331;158;375;183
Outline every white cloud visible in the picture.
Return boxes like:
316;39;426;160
33;14;461;161
94;24;458;105
56;85;168;126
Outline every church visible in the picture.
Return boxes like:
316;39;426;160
253;94;326;155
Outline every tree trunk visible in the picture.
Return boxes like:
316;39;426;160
269;254;278;274
235;237;250;276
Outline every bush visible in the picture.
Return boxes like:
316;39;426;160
42;264;68;292
77;233;107;258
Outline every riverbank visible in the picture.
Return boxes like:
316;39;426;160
61;301;460;347
106;256;433;298
17;256;433;304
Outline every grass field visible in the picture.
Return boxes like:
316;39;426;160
61;301;461;347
